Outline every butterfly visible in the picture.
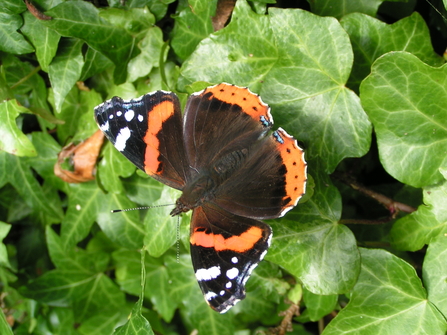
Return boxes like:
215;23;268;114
94;83;307;313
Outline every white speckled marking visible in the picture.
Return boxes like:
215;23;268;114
231;257;238;264
205;291;218;301
125;109;135;121
226;268;239;280
100;121;109;132
115;127;131;151
195;266;221;281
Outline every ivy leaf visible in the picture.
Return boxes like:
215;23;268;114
310;0;386;18
48;38;84;112
0;12;34;54
182;1;372;172
301;289;338;322
391;180;447;251
361;51;447;188
113;249;177;322
0;151;63;223
21;12;61;72
44;1;138;84
423;234;447;317
0;100;36;157
144;187;182;257
114;301;154;335
97;143;136;193
268;174;360;295
0;309;13;335
322;248;447;335
341;12;443;91
20;227;127;324
171;0;217;61
0;221;11;268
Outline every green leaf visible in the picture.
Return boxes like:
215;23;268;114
44;1;138;84
0;221;11;268
0;308;13;335
0;12;34;54
97;143;136;193
60;182;108;250
171;0;217;61
48;38;84;112
20;227;127;324
423;233;447;317
268;174;360;295
182;2;372;172
114;301;154;335
341;12;443;91
0;0;26;14
391;180;447;251
0;100;36;157
144;187;182;257
181;0;275;87
96;192;146;249
302;289;338;322
127;27;165;82
361;52;447;188
0;151;63;222
310;0;395;18
21;12;61;72
322;248;447;335
113;249;177;321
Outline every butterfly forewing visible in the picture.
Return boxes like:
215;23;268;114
94;92;188;190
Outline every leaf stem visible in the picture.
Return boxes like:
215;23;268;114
11;66;41;90
332;171;417;225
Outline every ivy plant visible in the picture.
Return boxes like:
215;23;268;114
1;0;447;334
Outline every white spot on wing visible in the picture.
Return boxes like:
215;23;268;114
231;257;238;264
137;114;144;122
195;266;221;281
116;111;122;117
219;290;225;296
226;268;239;280
115;127;131;151
125;109;135;121
100;121;109;132
225;281;232;289
205;291;218;301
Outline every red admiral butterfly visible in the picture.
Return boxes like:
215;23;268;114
94;83;307;313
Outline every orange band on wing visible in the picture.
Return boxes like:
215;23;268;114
143;100;174;175
205;83;271;122
191;226;263;252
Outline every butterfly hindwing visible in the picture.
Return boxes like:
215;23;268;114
190;204;272;313
94;91;188;190
213;127;307;219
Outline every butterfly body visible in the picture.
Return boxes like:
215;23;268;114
94;83;307;313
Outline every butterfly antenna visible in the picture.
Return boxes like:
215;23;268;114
176;216;181;263
111;204;174;213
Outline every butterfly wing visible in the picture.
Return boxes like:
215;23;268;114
190;203;272;313
182;83;306;219
94;91;188;190
213;127;307;219
183;83;273;173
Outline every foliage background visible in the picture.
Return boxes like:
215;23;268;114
1;0;447;334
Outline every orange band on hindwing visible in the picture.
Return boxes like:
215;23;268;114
191;226;264;252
